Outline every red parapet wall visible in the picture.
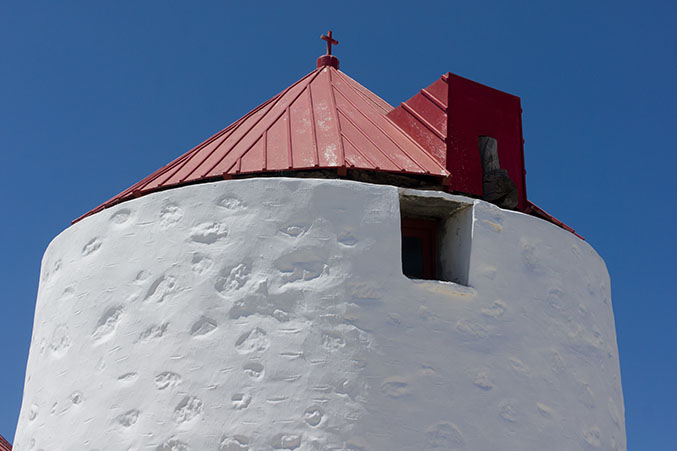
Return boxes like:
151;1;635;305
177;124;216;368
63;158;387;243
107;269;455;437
388;72;528;211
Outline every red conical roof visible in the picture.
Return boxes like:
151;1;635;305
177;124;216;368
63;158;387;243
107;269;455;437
74;65;449;223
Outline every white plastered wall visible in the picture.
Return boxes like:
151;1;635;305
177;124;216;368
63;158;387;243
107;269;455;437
14;178;625;451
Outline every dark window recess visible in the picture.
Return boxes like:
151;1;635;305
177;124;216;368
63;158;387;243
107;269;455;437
399;190;472;285
401;218;437;280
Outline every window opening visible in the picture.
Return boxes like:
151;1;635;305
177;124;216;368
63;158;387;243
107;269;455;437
401;218;437;280
399;189;473;285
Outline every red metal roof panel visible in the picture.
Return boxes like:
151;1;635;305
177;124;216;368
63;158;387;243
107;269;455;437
387;75;449;167
0;434;12;451
74;65;450;223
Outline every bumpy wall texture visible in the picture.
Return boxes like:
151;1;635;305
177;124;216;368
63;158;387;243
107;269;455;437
15;178;625;450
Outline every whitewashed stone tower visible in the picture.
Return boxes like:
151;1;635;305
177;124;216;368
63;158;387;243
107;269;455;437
14;41;625;450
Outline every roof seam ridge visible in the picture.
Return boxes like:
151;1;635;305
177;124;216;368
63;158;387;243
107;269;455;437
182;92;287;182
331;80;426;173
237;71;322;172
327;68;347;166
200;69;322;178
263;129;268;170
330;70;443;174
399;102;446;141
383;112;449;175
228;131;263;175
307;82;320;167
286;106;293;169
334;70;391;113
335;70;393;113
335;105;404;171
420;88;447;111
155;94;280;187
340;133;379;168
135;147;202;192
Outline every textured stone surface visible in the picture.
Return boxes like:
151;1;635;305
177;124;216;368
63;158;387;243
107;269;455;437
14;178;625;450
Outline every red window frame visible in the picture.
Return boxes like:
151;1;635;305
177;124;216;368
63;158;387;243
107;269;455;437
401;217;437;280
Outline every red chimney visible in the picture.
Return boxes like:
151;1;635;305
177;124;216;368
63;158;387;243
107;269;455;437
387;72;527;211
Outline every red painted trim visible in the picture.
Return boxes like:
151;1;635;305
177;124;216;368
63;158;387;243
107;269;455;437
526;201;583;240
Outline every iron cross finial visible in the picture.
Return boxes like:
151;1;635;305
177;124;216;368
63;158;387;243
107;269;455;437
321;30;338;56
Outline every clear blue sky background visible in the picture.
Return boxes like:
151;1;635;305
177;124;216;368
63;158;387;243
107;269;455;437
1;0;674;447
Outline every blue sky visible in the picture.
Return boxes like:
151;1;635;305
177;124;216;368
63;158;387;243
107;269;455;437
1;0;675;447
